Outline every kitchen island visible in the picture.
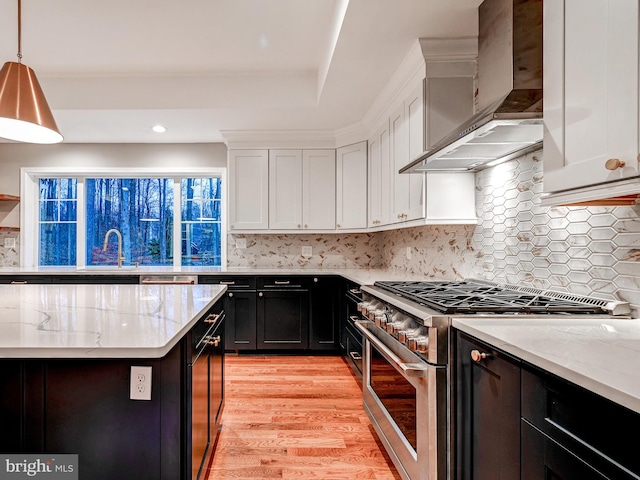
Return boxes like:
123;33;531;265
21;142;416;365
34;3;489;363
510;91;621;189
0;283;226;480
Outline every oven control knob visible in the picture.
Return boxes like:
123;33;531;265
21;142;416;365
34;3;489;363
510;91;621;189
386;321;403;335
360;302;374;316
357;302;365;313
368;308;383;321
398;330;413;343
374;314;386;327
408;336;429;353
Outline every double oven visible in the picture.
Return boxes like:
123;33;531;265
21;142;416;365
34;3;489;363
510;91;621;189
346;279;629;480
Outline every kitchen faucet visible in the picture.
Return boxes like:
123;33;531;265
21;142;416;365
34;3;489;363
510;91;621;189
103;229;125;268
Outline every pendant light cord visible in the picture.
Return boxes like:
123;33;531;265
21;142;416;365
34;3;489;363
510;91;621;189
17;0;22;62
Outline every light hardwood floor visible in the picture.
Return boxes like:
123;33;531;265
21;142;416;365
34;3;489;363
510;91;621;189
207;355;402;480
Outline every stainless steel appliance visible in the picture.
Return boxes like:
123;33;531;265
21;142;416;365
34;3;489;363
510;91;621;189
355;279;629;480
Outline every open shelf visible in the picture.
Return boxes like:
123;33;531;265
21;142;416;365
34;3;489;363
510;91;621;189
0;194;19;202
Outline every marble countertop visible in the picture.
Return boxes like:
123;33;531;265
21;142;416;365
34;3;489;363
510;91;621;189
0;283;226;359
0;266;428;287
452;317;640;415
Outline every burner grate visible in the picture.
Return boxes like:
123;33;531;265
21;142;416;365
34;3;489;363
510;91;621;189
374;280;623;315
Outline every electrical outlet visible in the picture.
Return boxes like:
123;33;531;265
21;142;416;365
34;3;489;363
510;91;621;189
4;238;15;249
130;366;152;401
301;246;312;257
236;238;247;249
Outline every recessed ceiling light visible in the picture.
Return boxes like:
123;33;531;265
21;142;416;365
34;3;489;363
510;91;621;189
152;125;167;133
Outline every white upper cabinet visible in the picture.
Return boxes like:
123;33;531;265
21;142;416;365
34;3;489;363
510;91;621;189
368;120;391;227
543;0;640;204
302;149;336;230
392;83;426;223
269;149;336;230
229;149;269;230
337;141;368;230
269;150;303;229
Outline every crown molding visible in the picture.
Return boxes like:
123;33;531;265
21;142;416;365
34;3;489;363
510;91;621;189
221;130;336;150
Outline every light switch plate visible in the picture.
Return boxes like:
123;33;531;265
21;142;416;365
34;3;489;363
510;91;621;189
4;238;15;249
236;238;247;249
301;246;312;257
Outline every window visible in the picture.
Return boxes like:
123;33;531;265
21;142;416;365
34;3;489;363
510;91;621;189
39;178;78;266
22;168;226;268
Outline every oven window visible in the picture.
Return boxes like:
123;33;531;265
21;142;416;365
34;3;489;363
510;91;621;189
370;346;417;451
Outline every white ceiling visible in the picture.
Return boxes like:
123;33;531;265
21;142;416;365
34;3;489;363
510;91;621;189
0;0;480;143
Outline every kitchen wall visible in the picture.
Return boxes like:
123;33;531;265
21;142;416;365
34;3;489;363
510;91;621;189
0;143;227;265
1;143;638;315
380;150;640;315
227;232;382;269
228;149;640;315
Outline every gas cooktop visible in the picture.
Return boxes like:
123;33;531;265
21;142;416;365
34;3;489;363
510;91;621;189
373;280;630;316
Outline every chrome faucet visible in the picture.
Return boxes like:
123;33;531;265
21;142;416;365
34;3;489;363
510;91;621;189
103;229;125;268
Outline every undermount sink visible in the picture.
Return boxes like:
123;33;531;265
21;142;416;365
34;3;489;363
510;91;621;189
76;266;140;271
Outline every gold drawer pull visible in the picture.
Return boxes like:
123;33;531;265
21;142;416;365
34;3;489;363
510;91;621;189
471;350;489;362
605;158;625;170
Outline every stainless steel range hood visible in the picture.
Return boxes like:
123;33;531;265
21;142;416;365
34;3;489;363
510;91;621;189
401;0;543;173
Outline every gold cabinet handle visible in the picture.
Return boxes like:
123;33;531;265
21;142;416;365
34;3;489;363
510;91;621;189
259;292;264;297
205;335;221;347
204;313;221;324
605;158;626;170
470;349;489;362
228;292;234;298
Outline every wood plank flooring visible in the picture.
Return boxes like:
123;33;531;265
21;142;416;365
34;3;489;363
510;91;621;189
207;355;402;480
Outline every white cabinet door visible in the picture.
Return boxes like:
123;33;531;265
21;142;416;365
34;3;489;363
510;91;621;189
391;104;408;224
303;149;336;230
229;149;269;230
336;141;368;230
367;134;381;228
544;0;639;194
368;121;391;227
269;150;303;229
391;83;426;224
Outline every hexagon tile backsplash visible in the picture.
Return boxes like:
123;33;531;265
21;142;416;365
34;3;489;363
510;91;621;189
379;150;640;315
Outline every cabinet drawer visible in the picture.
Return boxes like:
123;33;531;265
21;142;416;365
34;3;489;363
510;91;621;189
522;367;640;477
257;276;309;289
198;276;256;290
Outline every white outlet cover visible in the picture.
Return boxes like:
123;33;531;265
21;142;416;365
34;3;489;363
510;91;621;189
4;238;15;249
301;246;312;257
130;366;152;401
236;238;247;249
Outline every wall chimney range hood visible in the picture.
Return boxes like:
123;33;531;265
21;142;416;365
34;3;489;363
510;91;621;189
401;0;543;173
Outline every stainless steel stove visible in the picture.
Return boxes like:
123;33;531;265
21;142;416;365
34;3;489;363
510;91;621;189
353;279;630;480
371;279;630;316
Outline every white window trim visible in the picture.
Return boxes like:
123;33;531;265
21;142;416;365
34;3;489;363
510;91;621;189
20;167;227;269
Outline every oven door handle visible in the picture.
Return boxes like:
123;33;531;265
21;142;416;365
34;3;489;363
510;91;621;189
354;321;429;378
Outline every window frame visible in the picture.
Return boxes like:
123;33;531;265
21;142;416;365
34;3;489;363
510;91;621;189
20;167;227;268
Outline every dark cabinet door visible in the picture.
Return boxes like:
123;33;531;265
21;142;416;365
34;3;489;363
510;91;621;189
191;344;210;480
455;331;521;480
257;289;309;349
223;290;257;350
208;317;224;440
521;367;640;480
309;276;339;350
521;421;612;480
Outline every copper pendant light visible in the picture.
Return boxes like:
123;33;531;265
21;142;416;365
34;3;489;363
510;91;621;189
0;0;62;143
